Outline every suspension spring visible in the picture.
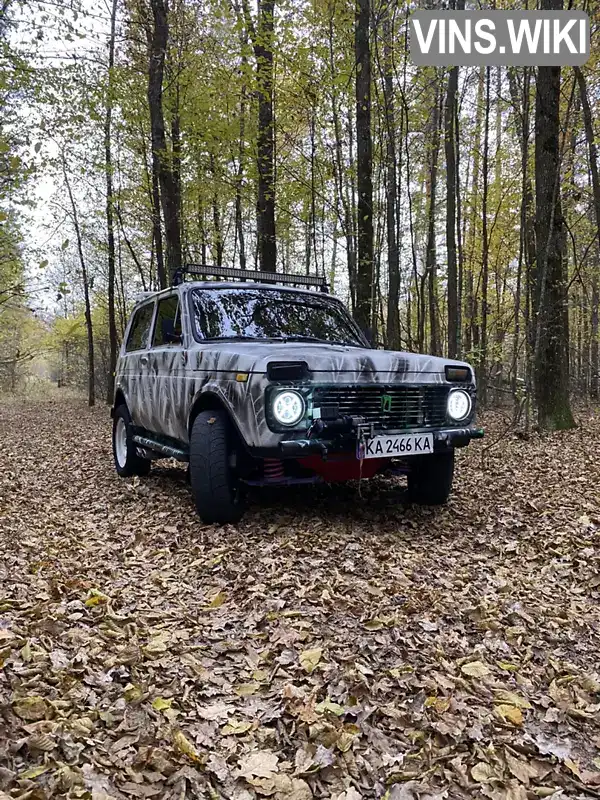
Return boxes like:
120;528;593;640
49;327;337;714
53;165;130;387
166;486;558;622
263;459;285;481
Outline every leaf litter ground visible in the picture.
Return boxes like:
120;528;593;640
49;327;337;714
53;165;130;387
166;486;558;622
1;398;600;800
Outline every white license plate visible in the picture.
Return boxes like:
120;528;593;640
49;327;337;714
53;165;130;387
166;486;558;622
358;432;434;460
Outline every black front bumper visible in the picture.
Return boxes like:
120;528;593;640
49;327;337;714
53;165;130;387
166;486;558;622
278;425;484;459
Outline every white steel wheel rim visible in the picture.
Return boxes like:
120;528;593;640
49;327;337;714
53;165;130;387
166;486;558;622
115;417;128;468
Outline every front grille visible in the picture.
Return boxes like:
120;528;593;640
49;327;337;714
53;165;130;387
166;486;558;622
313;385;450;432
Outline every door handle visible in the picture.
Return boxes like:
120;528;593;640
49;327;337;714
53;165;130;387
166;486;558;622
140;355;149;366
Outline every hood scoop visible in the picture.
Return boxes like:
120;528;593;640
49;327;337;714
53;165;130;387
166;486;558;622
267;361;311;381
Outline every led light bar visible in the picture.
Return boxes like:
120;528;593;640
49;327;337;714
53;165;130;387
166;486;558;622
173;265;329;292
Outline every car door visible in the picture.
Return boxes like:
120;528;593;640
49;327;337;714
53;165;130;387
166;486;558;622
146;293;187;440
120;300;156;432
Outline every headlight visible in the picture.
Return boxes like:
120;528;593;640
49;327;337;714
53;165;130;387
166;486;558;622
447;389;472;422
272;390;305;426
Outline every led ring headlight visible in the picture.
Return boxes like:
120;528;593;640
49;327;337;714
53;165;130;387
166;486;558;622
447;389;472;422
272;390;305;426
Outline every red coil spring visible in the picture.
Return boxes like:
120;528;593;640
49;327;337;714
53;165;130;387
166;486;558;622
264;459;285;481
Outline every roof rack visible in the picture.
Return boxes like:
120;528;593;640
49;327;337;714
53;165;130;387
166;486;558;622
172;265;329;293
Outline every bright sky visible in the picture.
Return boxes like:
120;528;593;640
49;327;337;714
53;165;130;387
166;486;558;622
10;0;114;312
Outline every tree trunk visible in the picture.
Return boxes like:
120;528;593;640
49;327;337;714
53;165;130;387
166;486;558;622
328;10;356;307
508;67;535;410
150;156;166;288
380;3;399;349
236;13;248;271
210;153;223;266
464;68;484;356
575;66;600;399
479;66;490;402
147;0;181;283
425;78;442;356
354;0;374;340
534;3;575;430
63;156;95;407
105;0;118;404
454;88;464;358
445;58;459;358
243;0;276;273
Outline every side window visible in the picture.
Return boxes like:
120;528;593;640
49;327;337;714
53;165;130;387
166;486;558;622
152;295;182;346
125;303;155;352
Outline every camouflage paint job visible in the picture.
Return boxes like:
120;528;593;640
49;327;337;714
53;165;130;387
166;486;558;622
114;282;477;451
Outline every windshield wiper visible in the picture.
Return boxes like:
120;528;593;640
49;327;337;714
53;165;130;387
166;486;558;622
279;335;363;347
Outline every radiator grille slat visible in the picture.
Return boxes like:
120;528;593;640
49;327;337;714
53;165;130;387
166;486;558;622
313;385;449;432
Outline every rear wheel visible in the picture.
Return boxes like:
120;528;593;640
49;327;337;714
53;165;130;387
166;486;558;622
112;405;151;477
407;450;454;505
189;410;244;524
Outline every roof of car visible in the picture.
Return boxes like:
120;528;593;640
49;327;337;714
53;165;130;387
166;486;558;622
133;281;337;306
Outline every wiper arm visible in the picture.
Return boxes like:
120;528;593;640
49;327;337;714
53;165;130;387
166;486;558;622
279;335;329;343
279;335;363;347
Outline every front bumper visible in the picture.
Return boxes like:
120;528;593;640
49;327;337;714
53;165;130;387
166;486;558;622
278;425;484;459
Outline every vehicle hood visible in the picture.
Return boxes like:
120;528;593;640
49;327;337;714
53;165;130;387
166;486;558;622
191;342;474;384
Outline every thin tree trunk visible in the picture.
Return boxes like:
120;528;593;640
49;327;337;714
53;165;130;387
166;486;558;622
105;0;118;404
479;66;490;403
243;0;276;272
455;89;464;358
150;157;166;288
234;3;248;270
575;66;600;399
383;2;399;350
354;0;374;339
62;155;95;407
445;55;459;358
465;68;484;356
425;77;442;356
210;153;223;266
328;10;356;308
147;0;181;283
508;67;534;413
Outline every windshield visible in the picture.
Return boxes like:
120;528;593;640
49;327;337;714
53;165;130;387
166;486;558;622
191;288;367;347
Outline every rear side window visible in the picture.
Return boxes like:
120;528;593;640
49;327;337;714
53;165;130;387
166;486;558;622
125;304;154;352
152;295;181;346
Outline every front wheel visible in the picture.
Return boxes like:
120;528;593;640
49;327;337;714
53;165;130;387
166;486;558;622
189;410;244;524
407;450;454;505
112;405;151;477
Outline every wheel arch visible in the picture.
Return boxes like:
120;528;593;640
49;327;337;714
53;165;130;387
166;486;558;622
187;390;246;443
112;387;129;418
114;388;127;409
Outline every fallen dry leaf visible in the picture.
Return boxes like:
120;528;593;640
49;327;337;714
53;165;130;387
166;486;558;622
461;660;491;678
238;750;279;779
299;647;322;673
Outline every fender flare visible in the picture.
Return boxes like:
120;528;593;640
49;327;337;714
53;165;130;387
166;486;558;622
187;384;255;449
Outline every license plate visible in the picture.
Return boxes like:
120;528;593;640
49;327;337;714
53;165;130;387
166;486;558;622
358;432;434;460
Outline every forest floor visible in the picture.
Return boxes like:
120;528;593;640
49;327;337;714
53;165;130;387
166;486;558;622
1;397;600;800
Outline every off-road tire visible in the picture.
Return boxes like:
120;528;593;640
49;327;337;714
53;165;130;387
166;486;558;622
112;404;152;477
407;450;454;505
189;410;244;524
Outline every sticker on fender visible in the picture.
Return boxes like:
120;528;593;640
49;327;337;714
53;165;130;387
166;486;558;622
358;433;434;460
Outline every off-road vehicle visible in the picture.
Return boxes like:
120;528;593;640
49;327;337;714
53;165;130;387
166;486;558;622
111;266;483;523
